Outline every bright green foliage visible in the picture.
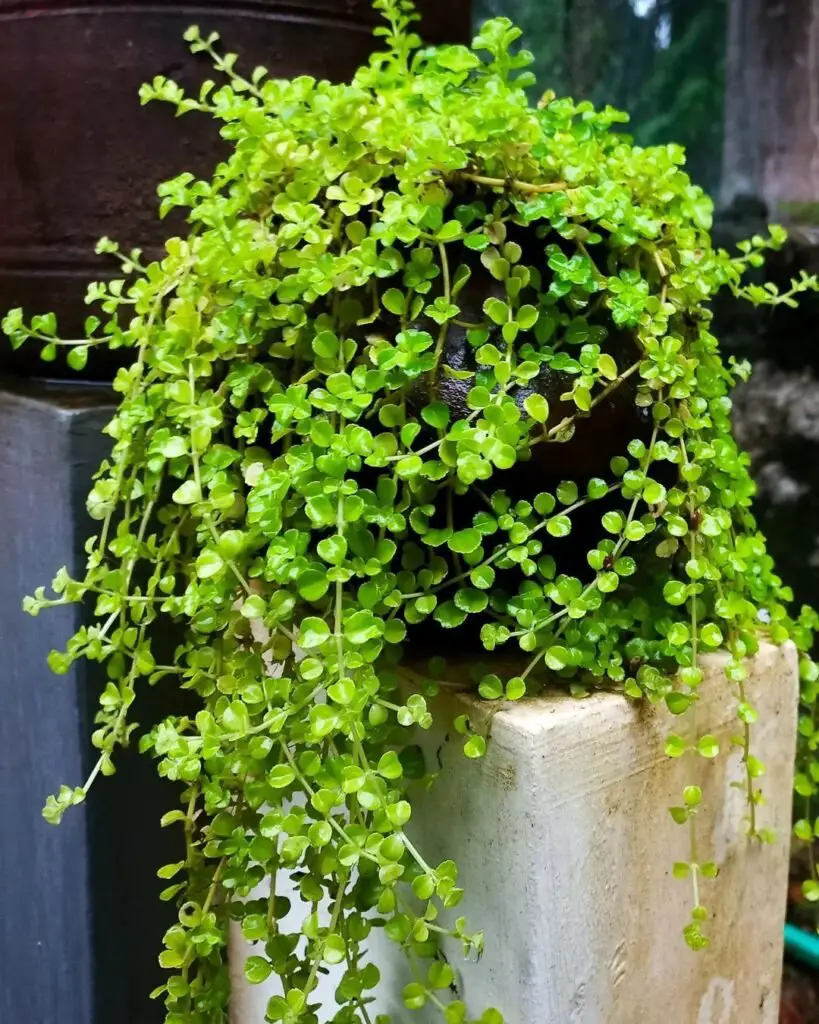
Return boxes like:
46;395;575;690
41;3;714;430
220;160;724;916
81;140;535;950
6;0;819;1019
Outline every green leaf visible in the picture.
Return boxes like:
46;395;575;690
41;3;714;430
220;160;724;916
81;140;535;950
323;934;347;965
452;584;487;614
478;674;504;700
377;751;403;779
298;569;330;602
464;735;486;759
803;880;819;903
573;386;591;412
268;765;296;789
697;735;719;759
241;595;267;620
506;676;526;701
67;345;89;372
664;734;687;758
396;455;423;479
317;535;347;565
32;312;57;336
328;678;356;705
157;861;185;880
699;623;723;648
666;692;693;715
244;956;273;984
643;480;667;505
437;44;481;72
546;515;571;538
449;529;482;554
483;297;508;325
523;394;549;423
299;617;331;648
403;983;427;1010
387;801;411;828
747;755;766;778
556;481;578;505
421;401;450;430
172;480;201;505
195;550;224;579
412;875;435;901
544;645;570;670
436;601;467;629
223;700;250;735
738;702;758;724
384;619;407;644
597;353;618;380
436;220;463;242
476;343;502;366
218;529;245;559
382;288;406;316
429;960;455;990
517;304;539;330
534;492;556;516
470;564;496;589
602;511;624;534
663;581;689;607
345;610;383;645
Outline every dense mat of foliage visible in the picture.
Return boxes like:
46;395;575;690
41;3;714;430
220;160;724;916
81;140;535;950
6;1;819;1021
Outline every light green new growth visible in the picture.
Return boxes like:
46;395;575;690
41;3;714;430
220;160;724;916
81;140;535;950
5;0;819;1020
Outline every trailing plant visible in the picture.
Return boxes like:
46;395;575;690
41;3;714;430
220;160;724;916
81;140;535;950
6;1;819;1020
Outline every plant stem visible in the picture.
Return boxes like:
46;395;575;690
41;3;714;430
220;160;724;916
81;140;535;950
531;361;641;447
433;242;452;367
452;172;570;194
400;831;432;875
303;871;348;998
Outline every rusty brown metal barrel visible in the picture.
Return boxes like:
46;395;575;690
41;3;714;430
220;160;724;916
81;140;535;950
0;1;471;379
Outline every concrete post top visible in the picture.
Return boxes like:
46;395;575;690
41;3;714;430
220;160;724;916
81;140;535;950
0;376;115;410
399;639;795;737
386;640;799;1024
233;641;798;1023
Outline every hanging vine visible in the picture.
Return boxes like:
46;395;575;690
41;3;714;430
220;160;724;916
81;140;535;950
5;2;819;1021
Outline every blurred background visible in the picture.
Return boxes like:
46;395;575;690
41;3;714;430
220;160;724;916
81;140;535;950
2;1;819;1021
476;0;728;194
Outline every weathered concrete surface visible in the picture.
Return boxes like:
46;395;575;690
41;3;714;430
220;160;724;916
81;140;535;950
231;644;798;1024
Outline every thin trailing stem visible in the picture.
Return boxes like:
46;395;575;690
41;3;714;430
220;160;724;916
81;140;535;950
451;171;571;194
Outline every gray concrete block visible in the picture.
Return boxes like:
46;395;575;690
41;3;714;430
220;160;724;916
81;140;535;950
231;644;798;1024
0;381;180;1023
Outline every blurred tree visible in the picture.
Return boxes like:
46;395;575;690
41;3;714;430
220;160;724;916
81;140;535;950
473;0;726;192
721;0;819;219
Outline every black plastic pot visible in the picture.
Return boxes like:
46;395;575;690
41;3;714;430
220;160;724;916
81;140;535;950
0;0;471;381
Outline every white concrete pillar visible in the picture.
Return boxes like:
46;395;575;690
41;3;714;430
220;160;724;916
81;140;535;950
231;642;798;1024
